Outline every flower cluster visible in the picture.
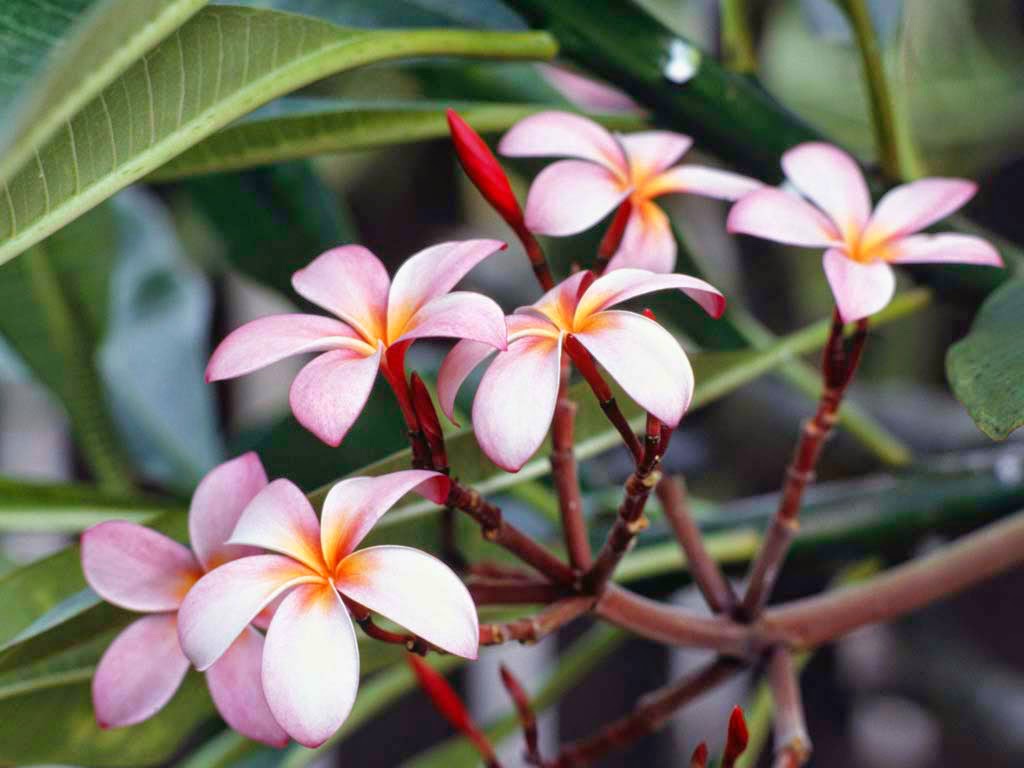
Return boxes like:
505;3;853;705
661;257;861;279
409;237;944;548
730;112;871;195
81;108;1002;750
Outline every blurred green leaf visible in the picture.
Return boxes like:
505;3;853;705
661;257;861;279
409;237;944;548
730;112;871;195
0;6;557;265
0;0;207;186
224;0;525;29
947;278;1024;440
152;100;643;181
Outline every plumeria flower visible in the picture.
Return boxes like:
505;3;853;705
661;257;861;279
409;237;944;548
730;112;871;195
499;111;762;273
438;269;725;471
727;142;1004;322
81;453;287;745
177;470;478;748
206;241;508;446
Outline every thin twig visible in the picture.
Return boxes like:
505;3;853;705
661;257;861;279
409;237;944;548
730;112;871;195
657;475;738;614
739;312;868;619
344;598;432;655
500;664;543;765
552;354;592;570
768;648;811;767
480;596;596;645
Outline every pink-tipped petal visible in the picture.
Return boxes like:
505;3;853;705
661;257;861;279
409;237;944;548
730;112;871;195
91;614;189;729
228;479;326;574
575;310;694;427
537;65;639;112
498;110;627;172
386;240;506;343
576;268;725;322
82;521;201;612
321;470;451;570
619;131;693;179
822;249;896;323
727;187;841;247
437;339;498;425
781;142;871;239
178;555;321;671
643;165;763;201
189;453;267;571
472;334;562;472
863;178;977;244
262;583;359;749
291;246;390;342
394;291;507;350
289;345;382;448
336;545;479;659
206;627;289;747
886;233;1004;267
523;160;629;237
605;202;676;274
529;270;592;329
205;314;365;383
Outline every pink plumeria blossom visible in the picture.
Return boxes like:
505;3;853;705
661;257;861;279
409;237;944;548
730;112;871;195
206;241;508;446
499;111;762;273
727;142;1004;322
438;269;725;472
81;453;287;746
177;470;478;748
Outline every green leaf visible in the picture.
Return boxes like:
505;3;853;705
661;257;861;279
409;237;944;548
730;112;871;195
946;278;1024;440
0;6;557;265
151;100;643;181
0;0;208;186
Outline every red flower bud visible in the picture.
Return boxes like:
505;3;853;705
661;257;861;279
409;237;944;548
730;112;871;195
689;742;709;768
447;109;523;228
722;705;749;767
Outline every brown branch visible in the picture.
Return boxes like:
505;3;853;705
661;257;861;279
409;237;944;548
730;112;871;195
768;648;811;767
344;598;433;655
761;509;1024;650
550;657;742;767
657;475;738;614
552;354;592;570
480;596;596;645
469;578;570;606
447;480;577;586
739;312;869;619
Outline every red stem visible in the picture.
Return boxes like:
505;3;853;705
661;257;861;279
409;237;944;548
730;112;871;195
552;354;591;570
595;200;632;275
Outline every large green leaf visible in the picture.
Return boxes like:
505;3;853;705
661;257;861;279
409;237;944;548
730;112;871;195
151;100;643;180
0;6;557;265
946;278;1024;440
0;0;207;186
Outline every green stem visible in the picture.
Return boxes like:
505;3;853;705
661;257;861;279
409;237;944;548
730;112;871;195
23;245;135;493
720;0;757;74
835;0;903;179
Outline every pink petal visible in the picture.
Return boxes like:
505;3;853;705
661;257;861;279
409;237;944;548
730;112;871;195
262;583;359;748
781;143;871;240
643;165;763;201
82;521;201;612
619;131;693;179
205;314;365;383
206;627;289;747
336;545;479;659
529;270;592;329
537;65;639;112
498;110;628;173
289;345;382;447
92;614;189;728
576;268;725;322
886;233;1004;267
727;187;841;247
523;160;629;236
472;334;562;472
321;470;451;571
863;178;977;244
189;453;267;571
437;339;499;424
605;202;676;273
386;240;507;343
178;555;322;671
393;291;507;350
575;310;694;427
291;246;390;342
228;479;327;574
822;249;896;323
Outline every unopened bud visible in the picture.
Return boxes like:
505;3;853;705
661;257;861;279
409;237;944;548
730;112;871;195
722;705;749;767
447;109;523;228
689;742;709;768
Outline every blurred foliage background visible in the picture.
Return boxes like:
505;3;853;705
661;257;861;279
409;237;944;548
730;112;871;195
0;0;1022;766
